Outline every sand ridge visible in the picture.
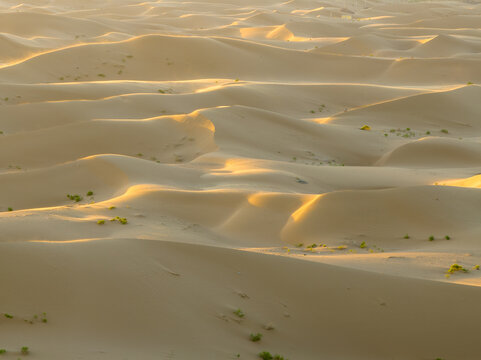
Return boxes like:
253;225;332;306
1;0;481;359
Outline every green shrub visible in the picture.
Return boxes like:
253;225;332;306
67;194;83;202
258;352;273;360
250;333;263;342
233;309;245;318
110;216;127;225
21;346;29;355
447;264;468;274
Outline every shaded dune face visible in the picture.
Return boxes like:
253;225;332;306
1;1;481;359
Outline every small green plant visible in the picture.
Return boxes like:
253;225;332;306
467;81;473;85
4;313;13;319
274;356;286;360
444;235;450;240
97;74;106;77
295;243;303;247
473;265;480;270
429;236;434;241
440;129;449;134
233;308;245;318
306;243;317;248
360;125;371;131
86;191;94;196
250;333;263;342
97;220;105;225
110;216;128;225
67;194;83;202
360;241;367;248
21;346;29;355
258;352;273;360
0;349;5;354
403;234;410;239
7;207;12;211
447;263;469;274
109;206;116;210
426;131;431;135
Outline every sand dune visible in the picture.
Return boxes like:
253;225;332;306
1;0;481;359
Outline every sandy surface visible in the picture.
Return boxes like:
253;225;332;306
1;0;481;359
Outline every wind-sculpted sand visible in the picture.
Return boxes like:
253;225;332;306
1;0;481;359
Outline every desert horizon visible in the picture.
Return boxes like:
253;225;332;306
0;0;480;359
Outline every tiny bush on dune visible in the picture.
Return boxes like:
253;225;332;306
233;308;245;318
67;194;83;202
447;263;469;274
250;333;263;342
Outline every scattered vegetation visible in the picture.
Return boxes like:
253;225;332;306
21;346;29;355
97;220;105;225
4;313;13;319
440;129;449;134
250;333;263;342
360;125;371;131
110;216;128;225
258;352;273;360
109;206;116;210
0;349;5;354
429;236;434;241
67;194;83;202
473;265;480;270
86;191;94;196
258;352;287;360
233;308;245;318
447;263;469;274
386;128;417;138
7;207;12;212
403;234;410;239
444;235;450;240
360;241;367;248
158;88;174;94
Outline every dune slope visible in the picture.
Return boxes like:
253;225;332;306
1;0;481;359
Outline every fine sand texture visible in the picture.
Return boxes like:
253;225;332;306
1;0;481;359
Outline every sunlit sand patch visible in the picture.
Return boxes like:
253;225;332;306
290;6;324;15
436;174;481;188
29;237;107;244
